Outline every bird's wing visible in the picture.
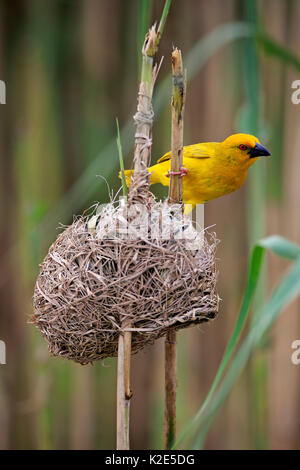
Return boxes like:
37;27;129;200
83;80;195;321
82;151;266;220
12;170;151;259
156;142;217;163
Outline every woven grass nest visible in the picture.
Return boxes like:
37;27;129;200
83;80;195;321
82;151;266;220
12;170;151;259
32;198;219;365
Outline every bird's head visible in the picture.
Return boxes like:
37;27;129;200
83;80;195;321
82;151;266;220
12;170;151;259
221;133;271;167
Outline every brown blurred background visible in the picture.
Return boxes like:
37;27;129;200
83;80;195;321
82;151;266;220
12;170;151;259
0;0;300;449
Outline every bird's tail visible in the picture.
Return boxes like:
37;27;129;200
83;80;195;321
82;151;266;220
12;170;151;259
119;169;134;187
119;168;155;187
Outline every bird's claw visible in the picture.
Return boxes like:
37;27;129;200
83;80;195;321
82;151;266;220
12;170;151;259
166;166;188;178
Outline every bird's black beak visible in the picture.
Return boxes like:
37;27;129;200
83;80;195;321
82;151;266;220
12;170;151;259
249;142;271;158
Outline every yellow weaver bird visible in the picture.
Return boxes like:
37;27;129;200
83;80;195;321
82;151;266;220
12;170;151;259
122;133;271;212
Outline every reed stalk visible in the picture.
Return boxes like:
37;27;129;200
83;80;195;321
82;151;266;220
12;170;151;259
116;0;171;450
165;48;186;450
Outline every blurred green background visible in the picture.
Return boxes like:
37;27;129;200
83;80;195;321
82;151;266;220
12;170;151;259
1;0;300;450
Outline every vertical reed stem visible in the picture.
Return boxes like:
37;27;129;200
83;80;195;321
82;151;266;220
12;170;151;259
116;0;171;450
165;48;186;450
117;333;127;449
168;48;185;205
165;329;178;449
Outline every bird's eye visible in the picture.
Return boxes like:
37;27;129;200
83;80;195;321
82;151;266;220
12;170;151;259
239;144;248;151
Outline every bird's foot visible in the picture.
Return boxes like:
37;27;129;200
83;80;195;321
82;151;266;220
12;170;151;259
166;166;189;178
